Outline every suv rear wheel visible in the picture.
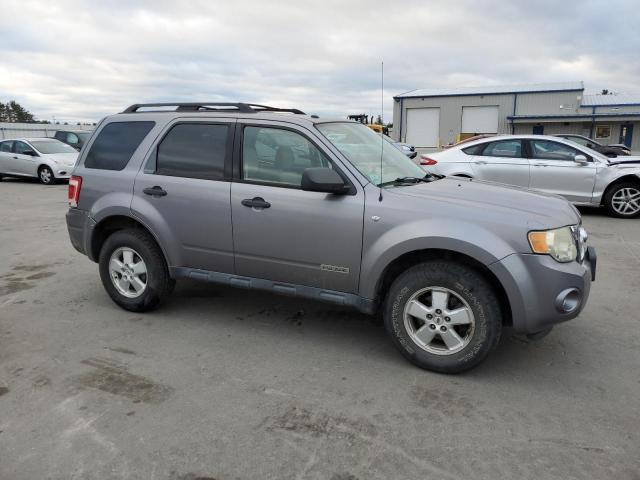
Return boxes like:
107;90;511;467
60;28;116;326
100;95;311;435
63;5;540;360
604;182;640;218
384;260;502;373
99;229;175;312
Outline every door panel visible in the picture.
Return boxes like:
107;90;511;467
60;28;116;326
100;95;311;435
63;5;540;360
231;183;364;292
131;121;235;272
13;141;39;176
527;139;597;202
470;139;530;187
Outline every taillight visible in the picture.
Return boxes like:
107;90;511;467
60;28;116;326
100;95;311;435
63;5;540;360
420;155;438;166
68;176;82;207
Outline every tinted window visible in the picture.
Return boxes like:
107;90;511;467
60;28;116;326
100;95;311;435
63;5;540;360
481;140;522;158
530;140;580;161
14;141;33;155
156;123;227;180
0;141;13;152
243;126;331;187
462;143;485;155
85;121;154;170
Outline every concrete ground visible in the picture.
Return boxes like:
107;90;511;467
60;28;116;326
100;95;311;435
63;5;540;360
0;178;639;480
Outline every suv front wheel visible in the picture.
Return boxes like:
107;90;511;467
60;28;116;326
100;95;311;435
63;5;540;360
99;229;175;312
384;260;502;373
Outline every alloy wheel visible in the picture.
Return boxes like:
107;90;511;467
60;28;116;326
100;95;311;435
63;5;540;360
611;187;640;216
108;247;148;298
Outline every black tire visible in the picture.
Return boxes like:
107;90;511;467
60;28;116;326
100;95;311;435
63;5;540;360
98;229;175;312
603;182;640;219
38;165;56;185
383;260;502;373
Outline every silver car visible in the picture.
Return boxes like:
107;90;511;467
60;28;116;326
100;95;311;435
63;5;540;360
0;137;78;184
66;104;595;373
424;134;640;218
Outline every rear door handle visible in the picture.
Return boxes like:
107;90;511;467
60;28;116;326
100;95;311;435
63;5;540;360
143;186;167;197
474;160;488;165
532;164;548;167
241;197;271;209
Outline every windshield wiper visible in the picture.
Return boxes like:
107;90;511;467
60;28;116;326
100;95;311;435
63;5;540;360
377;174;437;187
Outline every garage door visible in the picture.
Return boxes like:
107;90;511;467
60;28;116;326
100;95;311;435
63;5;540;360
461;106;499;134
405;108;440;148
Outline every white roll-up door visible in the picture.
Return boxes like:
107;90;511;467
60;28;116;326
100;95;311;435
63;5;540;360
405;108;440;148
461;106;499;134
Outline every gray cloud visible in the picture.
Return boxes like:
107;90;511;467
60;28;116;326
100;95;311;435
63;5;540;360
0;0;638;123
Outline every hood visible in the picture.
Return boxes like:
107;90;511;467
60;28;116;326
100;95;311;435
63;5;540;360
609;155;640;166
44;152;78;166
387;177;580;229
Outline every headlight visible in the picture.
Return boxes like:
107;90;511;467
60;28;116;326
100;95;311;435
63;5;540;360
528;226;577;263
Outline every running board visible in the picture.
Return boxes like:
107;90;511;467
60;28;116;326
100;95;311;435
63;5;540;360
170;267;376;314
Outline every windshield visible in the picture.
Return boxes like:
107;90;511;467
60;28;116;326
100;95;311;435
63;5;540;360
317;122;426;185
30;140;77;154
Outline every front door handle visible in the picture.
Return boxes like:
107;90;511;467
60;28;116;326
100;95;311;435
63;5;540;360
532;164;548;167
143;186;167;197
241;197;271;209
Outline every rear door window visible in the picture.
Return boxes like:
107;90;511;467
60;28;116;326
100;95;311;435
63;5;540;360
0;141;13;152
85;121;155;170
481;140;522;158
155;123;228;180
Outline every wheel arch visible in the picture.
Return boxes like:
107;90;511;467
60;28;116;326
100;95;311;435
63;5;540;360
371;248;513;326
89;215;169;266
601;174;640;206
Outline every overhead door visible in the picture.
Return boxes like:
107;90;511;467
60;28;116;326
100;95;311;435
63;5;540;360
405;108;440;148
461;106;499;134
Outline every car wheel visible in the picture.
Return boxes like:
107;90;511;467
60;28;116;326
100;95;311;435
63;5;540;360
604;182;640;218
99;229;175;312
383;260;502;373
38;165;56;185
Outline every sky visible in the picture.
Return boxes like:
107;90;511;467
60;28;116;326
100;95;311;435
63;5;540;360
1;0;639;124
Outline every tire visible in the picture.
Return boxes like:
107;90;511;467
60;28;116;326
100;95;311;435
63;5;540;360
383;260;502;373
38;165;56;185
98;229;175;312
603;182;640;218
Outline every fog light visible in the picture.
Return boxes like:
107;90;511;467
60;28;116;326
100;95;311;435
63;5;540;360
555;288;581;313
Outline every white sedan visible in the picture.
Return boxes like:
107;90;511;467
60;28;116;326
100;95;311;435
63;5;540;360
0;138;78;185
421;134;640;218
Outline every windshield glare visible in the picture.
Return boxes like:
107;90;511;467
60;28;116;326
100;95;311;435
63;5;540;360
30;140;77;154
316;123;425;185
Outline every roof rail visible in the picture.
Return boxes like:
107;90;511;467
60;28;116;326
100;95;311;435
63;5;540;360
121;102;305;115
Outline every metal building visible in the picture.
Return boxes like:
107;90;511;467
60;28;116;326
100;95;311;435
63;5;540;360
392;81;640;153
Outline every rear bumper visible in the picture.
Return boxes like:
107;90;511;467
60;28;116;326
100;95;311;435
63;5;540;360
489;248;595;334
66;208;95;258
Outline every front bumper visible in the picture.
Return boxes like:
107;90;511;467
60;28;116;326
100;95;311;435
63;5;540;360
489;247;596;334
54;166;75;179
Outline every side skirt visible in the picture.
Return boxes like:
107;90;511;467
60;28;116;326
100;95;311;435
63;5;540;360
170;267;377;314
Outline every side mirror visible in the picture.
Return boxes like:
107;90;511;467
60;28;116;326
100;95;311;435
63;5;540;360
22;149;37;156
574;154;588;164
301;167;350;194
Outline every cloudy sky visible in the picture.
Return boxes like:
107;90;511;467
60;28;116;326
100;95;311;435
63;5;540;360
1;0;638;123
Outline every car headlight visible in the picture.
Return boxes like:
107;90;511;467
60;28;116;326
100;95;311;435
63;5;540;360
528;226;578;263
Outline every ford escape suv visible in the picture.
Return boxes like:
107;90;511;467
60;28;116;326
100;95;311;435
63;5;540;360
66;102;596;373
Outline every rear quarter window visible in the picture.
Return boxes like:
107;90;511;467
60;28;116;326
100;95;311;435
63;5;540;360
84;121;155;170
462;144;485;155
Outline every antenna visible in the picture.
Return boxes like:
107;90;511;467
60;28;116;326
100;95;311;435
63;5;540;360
378;60;384;202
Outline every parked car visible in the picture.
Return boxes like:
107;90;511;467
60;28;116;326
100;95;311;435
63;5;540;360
66;103;595;373
0;138;78;184
554;134;631;157
53;130;93;151
381;133;417;159
423;134;640;218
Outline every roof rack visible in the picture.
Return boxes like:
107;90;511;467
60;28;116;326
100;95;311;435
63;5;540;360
121;102;305;115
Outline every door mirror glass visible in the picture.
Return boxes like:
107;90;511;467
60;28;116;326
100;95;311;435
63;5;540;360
301;167;350;194
574;154;588;164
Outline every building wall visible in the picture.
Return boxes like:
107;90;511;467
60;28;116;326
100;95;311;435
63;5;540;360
516;91;583;116
0;123;94;140
393;94;515;145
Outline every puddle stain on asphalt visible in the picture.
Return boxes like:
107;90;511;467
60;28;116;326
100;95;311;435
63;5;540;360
0;386;8;397
0;264;55;297
72;357;173;404
104;346;137;356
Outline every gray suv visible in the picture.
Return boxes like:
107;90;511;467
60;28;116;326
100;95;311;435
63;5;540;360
66;102;596;373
